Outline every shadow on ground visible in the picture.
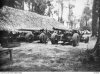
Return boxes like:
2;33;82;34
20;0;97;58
1;47;100;72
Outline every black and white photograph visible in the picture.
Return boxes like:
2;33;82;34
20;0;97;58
0;0;100;72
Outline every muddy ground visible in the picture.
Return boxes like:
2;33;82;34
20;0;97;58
0;37;100;72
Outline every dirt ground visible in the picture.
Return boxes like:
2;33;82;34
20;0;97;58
1;37;100;72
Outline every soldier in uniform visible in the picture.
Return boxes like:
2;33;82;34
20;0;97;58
50;31;59;44
39;29;48;44
72;30;80;46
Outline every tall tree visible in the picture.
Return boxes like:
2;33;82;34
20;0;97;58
56;0;64;23
30;0;35;11
92;0;99;36
93;0;100;57
30;0;47;15
6;0;15;7
46;1;52;17
80;6;92;31
15;0;24;9
68;3;75;29
2;0;24;9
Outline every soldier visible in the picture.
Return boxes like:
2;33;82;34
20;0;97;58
72;30;80;47
39;29;48;43
50;31;59;44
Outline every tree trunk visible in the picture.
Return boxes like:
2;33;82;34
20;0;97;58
60;2;63;23
86;20;87;26
93;20;100;57
93;1;100;57
32;3;34;11
22;0;25;10
58;8;60;22
31;0;35;12
28;0;31;11
48;6;51;17
92;0;98;36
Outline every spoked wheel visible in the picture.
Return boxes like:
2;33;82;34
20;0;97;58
72;40;79;47
85;37;89;43
51;40;58;44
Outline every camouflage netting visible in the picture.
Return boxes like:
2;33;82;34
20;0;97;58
0;6;67;32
